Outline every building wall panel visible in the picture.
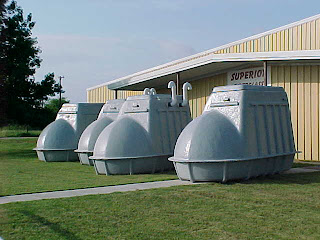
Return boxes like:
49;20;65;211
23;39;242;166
304;66;312;160
214;16;320;54
268;34;272;51
317;19;320;49
288;28;293;51
272;65;320;161
301;23;307;50
311;66;319;161
293;27;298;50
280;30;285;51
157;75;224;119
276;32;281;51
284;66;291;106
319;66;320;161
290;66;298;159
95;88;98;102
306;22;311;50
186;73;227;118
297;66;305;159
87;86;142;103
311;20;316;50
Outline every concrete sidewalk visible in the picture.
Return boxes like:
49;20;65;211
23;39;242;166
1;167;319;205
284;167;320;174
0;180;196;204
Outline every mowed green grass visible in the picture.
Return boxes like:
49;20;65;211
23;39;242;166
0;129;41;138
0;138;177;196
0;138;313;196
0;125;41;137
1;172;320;240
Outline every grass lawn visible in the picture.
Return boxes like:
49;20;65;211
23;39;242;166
0;138;314;196
1;172;320;239
0;138;177;196
0;125;41;138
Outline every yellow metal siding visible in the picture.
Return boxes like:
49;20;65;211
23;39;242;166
312;71;318;160
271;65;320;161
304;66;311;160
156;74;226;119
317;19;320;49
290;66;298;160
87;86;142;103
214;17;320;54
311;20;316;49
311;66;319;161
297;66;305;160
186;73;227;119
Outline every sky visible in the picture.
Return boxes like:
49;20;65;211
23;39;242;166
17;0;320;103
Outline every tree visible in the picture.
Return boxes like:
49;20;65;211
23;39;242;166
0;1;61;127
0;0;8;125
45;97;70;115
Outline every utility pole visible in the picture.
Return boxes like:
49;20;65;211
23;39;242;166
59;76;64;108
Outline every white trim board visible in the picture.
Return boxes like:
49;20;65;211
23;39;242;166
100;50;320;90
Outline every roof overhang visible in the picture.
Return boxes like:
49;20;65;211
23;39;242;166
88;50;320;91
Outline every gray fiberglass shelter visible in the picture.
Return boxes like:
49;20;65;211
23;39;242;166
34;103;103;162
75;99;125;165
169;85;296;182
90;82;192;175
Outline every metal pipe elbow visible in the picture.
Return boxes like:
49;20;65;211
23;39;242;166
143;88;150;95
168;81;177;107
181;82;192;107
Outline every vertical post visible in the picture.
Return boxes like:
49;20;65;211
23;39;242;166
114;89;118;99
176;72;180;95
59;76;64;107
59;77;61;106
264;61;268;86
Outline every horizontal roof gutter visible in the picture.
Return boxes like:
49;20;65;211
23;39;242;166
96;50;320;90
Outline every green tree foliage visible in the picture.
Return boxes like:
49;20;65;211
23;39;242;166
0;1;61;127
45;97;70;115
0;0;6;13
0;0;8;125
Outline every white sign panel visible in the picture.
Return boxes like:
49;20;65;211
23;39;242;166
227;67;270;86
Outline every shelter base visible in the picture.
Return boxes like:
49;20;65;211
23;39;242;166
173;155;294;183
78;152;94;166
92;156;173;175
36;150;78;162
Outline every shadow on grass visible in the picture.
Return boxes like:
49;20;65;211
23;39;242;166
1;149;37;159
292;162;316;168
19;210;82;240
223;171;320;185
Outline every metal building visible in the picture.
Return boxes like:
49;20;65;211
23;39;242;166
87;14;320;162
